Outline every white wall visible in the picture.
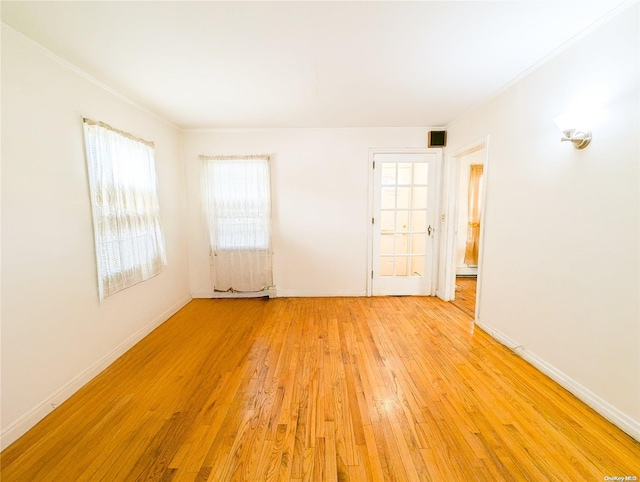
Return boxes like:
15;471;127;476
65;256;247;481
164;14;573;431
182;128;436;297
1;27;191;448
456;149;484;270
445;6;639;438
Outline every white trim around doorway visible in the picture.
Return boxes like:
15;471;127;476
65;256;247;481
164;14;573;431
438;137;490;322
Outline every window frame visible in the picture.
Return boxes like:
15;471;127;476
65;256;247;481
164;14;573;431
201;155;272;253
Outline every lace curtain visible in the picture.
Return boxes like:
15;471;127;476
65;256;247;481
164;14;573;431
83;119;166;300
464;164;484;266
201;155;273;292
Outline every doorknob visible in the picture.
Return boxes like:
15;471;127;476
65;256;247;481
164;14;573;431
427;225;433;236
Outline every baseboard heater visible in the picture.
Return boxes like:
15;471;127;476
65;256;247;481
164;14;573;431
456;266;478;276
211;287;277;299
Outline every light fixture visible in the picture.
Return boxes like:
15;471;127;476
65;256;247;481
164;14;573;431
559;128;592;149
554;112;592;149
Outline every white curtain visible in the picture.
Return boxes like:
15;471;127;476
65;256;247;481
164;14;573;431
83;119;166;300
201;155;273;292
464;164;484;266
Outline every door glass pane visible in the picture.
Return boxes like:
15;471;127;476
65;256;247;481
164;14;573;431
411;233;426;254
395;257;408;276
380;234;394;255
395;211;409;232
382;163;396;185
414;163;428;185
395;233;408;254
412;211;427;232
411;256;425;277
396;187;410;209
412;187;428;209
397;163;412;184
381;187;396;209
380;211;394;232
380;257;394;276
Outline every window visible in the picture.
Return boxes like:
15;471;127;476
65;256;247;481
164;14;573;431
202;156;271;251
201;155;273;293
83;119;166;300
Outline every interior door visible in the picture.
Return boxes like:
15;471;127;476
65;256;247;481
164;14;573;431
372;152;438;296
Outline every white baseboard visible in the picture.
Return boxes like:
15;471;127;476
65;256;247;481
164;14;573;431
191;291;214;298
0;294;192;451
456;266;478;276
193;289;366;298
475;320;640;442
191;288;276;299
275;289;367;297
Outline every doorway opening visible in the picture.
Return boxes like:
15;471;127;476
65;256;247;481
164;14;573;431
438;138;488;321
451;148;484;317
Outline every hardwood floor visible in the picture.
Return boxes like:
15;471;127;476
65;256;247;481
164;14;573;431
450;276;477;318
2;297;639;481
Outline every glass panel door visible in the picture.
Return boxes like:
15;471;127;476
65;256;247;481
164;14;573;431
372;152;438;295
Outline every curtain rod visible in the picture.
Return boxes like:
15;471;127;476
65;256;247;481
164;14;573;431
199;154;270;161
83;117;155;149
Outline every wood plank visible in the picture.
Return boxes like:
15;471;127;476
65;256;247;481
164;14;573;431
2;297;639;481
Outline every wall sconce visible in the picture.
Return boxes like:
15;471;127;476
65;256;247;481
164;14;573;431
553;85;610;150
559;128;592;149
554;113;592;149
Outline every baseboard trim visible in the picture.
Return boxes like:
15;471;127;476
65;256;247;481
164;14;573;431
193;289;366;298
475;320;640;442
0;294;192;451
191;291;214;298
456;266;478;276
191;288;276;299
275;289;367;298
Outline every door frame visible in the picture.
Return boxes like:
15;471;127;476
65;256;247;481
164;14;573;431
437;136;490;322
366;147;443;297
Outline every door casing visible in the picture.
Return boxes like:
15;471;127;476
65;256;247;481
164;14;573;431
437;137;490;323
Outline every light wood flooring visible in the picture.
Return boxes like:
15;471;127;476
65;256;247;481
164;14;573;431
450;276;477;318
2;297;639;481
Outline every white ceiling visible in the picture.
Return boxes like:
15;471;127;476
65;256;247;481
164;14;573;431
1;1;629;129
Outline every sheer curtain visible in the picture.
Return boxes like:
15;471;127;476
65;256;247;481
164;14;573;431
83;119;166;300
464;164;484;266
201;155;273;292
